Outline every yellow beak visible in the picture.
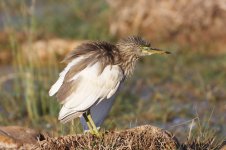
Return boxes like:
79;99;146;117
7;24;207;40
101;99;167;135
142;47;171;55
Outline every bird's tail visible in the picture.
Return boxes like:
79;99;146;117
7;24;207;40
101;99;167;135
58;106;84;124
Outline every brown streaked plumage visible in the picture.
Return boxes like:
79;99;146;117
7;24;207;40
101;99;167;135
63;42;119;79
63;41;118;64
49;36;170;135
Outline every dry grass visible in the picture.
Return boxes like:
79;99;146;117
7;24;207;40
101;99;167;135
34;125;179;150
21;39;85;62
0;125;225;150
31;125;224;150
107;0;226;48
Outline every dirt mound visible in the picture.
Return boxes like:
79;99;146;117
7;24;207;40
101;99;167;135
34;125;179;150
0;125;225;150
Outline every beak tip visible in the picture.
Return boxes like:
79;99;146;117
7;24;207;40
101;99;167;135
149;47;171;55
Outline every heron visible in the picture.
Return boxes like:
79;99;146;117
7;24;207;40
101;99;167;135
49;36;170;136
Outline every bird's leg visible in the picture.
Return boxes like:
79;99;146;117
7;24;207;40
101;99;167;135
82;112;94;134
87;109;100;136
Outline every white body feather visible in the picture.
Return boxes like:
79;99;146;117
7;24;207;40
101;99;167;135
49;58;124;124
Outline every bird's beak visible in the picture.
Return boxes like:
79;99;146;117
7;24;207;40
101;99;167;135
142;47;171;55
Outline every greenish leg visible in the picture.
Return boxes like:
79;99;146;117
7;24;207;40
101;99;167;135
87;109;100;136
82;112;94;134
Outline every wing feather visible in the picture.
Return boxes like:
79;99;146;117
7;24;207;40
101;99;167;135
58;62;123;122
49;41;122;123
49;56;84;96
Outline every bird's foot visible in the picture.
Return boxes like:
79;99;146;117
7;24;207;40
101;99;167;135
91;130;101;137
85;129;101;137
93;130;101;137
88;130;95;135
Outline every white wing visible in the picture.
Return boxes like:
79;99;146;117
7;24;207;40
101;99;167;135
58;62;124;123
49;56;84;96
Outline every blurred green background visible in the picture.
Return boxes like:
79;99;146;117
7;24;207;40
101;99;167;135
0;0;225;142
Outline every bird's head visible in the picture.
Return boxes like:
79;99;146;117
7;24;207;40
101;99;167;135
117;36;170;57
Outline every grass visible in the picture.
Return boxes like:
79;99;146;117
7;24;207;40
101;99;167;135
0;0;114;136
0;0;225;143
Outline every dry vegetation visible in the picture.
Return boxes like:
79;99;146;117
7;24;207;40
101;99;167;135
0;125;225;150
107;0;226;48
35;125;179;150
21;39;85;62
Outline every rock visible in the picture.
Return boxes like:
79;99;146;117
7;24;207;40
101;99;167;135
0;126;44;149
